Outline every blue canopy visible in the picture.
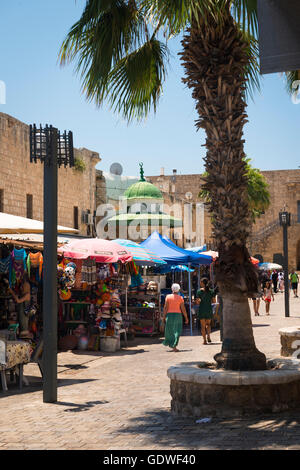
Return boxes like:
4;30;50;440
140;231;212;266
161;234;212;265
157;264;195;274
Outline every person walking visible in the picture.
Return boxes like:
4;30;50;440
271;270;278;294
290;270;299;298
196;278;216;345
263;281;274;315
162;283;189;352
278;272;285;293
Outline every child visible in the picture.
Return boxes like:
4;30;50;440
263;281;274;315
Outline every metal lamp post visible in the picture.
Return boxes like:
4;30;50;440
279;210;291;318
30;124;74;403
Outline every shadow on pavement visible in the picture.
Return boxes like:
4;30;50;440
252;324;270;328
0;377;97;397
55;400;109;412
118;408;300;450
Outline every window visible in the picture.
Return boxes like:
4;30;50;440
297;201;300;223
0;189;3;212
73;206;79;229
26;194;33;219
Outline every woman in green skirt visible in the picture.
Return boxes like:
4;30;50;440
162;283;189;352
196;278;216;345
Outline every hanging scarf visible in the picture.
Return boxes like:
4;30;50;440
0;255;10;273
27;252;43;281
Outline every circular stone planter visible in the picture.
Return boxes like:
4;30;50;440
279;327;300;357
167;358;300;417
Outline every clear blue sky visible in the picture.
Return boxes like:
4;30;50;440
1;0;299;177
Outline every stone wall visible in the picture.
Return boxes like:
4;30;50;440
0;112;100;235
148;170;300;267
148;173;213;248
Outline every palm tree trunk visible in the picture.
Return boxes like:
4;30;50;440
180;10;267;370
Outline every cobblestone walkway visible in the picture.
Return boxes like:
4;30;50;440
1;293;300;450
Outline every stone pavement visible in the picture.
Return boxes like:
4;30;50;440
1;292;300;450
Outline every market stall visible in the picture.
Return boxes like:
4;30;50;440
141;231;213;334
114;239;166;337
57;238;133;352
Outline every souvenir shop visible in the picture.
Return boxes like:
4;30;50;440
0;239;44;345
57;258;163;352
0;236;165;354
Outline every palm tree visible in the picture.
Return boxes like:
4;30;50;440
60;0;268;370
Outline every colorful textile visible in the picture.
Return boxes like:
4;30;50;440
0;256;10;273
162;313;183;348
9;249;27;286
1;340;32;369
27;252;43;281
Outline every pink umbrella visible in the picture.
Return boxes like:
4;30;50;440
58;238;132;263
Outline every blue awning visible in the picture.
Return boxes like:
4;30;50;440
140;231;212;266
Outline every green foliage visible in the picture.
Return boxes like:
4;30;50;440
59;0;261;122
199;157;270;222
74;157;86;172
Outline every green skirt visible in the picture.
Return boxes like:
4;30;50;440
163;313;183;348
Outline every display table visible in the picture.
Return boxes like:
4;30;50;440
0;338;32;391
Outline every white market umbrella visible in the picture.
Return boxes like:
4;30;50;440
259;262;283;271
0;212;79;234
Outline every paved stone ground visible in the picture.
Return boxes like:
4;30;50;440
1;292;300;450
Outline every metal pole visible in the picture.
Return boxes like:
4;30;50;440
188;263;193;336
43;128;58;403
283;223;290;317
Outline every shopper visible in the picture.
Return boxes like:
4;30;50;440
252;289;262;316
196;278;216;345
263;281;274;315
278;272;285;293
162;283;189;352
271;270;278;293
8;273;31;336
290;270;299;298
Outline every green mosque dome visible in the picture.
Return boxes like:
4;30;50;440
124;180;163;200
124;163;163;200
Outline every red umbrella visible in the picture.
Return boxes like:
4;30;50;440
58;238;132;263
251;257;259;265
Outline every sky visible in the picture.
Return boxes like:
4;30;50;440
0;0;299;178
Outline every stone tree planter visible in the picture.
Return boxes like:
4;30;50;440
279;327;300;357
168;359;300;417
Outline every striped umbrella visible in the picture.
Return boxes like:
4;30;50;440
114;239;166;266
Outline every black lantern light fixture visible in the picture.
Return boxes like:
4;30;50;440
279;210;291;318
30;124;74;403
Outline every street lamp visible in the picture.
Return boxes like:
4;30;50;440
30;124;74;403
279;210;291;318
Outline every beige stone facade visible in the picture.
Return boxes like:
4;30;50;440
148;169;300;269
0;112;100;236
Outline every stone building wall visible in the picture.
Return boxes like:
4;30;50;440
0;112;100;235
148;169;300;268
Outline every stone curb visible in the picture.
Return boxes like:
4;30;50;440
167;358;300;386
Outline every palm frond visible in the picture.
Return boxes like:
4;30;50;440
240;30;261;99
103;38;169;121
60;0;146;90
232;0;258;37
